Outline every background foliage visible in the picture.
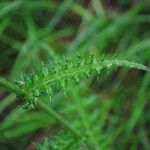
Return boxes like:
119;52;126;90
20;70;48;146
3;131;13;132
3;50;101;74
0;0;149;149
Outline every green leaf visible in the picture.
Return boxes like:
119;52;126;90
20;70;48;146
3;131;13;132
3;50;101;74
19;54;149;109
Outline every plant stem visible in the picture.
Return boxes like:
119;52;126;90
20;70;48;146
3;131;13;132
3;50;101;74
36;99;79;137
0;76;22;95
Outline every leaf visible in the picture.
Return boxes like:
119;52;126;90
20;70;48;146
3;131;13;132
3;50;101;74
20;54;149;109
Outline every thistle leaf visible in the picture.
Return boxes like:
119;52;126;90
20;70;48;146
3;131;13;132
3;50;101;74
20;55;149;108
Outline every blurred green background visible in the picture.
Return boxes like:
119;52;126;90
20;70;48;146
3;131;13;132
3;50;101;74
0;0;149;149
